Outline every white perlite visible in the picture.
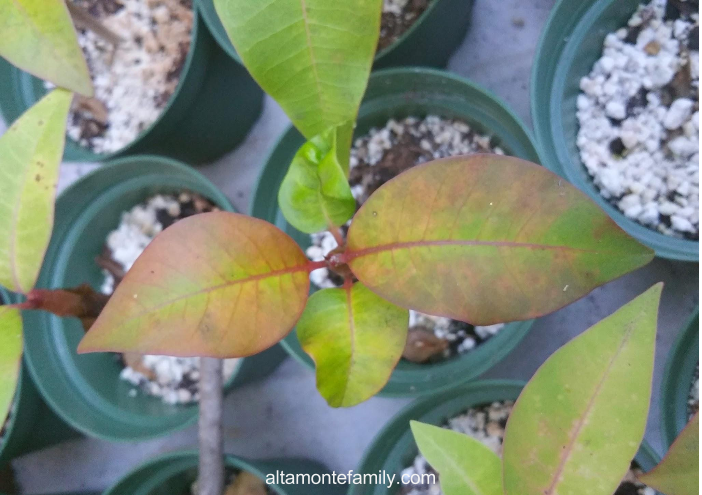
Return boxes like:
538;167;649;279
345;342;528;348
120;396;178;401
307;116;506;359
63;0;193;153
102;194;238;405
383;0;409;15
577;0;699;238
400;401;655;495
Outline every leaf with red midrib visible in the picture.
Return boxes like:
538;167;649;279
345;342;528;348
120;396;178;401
345;155;654;325
79;212;311;358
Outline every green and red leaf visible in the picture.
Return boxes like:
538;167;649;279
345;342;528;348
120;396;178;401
297;282;408;407
411;421;503;495
0;306;22;430
502;283;662;495
345;155;654;325
79;212;311;358
0;89;72;294
639;414;698;495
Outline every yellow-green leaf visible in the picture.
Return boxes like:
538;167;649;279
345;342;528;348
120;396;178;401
79;212;312;358
214;0;381;138
278;123;356;234
0;89;72;294
0;306;22;430
639;414;699;495
502;283;662;495
411;421;503;495
346;155;655;325
297;282;408;407
0;0;92;95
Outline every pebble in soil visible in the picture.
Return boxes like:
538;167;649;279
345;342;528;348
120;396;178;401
689;363;699;418
55;0;193;153
400;401;655;495
577;0;699;239
379;0;432;51
98;192;240;405
306;115;506;363
190;470;274;495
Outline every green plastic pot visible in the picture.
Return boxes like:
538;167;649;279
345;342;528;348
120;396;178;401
0;12;263;165
22;155;286;442
104;450;346;495
196;0;473;69
661;308;699;447
251;68;539;396
350;380;661;495
531;0;698;261
0;287;78;466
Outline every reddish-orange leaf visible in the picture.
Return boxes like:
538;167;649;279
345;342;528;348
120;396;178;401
79;212;311;358
345;155;654;325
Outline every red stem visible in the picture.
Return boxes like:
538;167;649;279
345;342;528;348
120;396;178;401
306;260;327;272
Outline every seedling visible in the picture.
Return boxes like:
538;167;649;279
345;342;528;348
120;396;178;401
411;285;698;495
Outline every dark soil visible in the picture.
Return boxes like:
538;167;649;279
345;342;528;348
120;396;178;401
378;0;432;51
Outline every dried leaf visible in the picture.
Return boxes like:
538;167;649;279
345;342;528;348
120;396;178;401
402;327;449;363
346;155;654;325
78;212;311;358
226;471;268;495
502;284;662;495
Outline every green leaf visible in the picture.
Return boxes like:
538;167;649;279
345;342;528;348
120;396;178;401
345;155;655;325
639;413;699;495
79;212;312;358
0;306;22;431
297;282;408;407
0;89;72;294
278;123;356;234
502;283;662;495
410;421;503;495
0;0;92;95
214;0;381;138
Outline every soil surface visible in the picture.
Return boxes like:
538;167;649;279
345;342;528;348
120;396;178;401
379;0;433;51
576;0;699;239
63;0;193;153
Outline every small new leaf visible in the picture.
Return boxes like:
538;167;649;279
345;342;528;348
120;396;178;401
297;282;408;407
346;155;654;325
214;0;381;138
0;306;22;431
278;123;356;234
502;283;662;495
0;0;93;95
0;89;72;294
638;414;699;495
410;421;503;495
79;212;311;358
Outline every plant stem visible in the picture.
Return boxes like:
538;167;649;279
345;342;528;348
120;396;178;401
66;1;124;47
199;357;224;495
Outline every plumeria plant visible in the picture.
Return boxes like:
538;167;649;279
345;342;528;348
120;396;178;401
411;284;699;495
0;1;686;495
